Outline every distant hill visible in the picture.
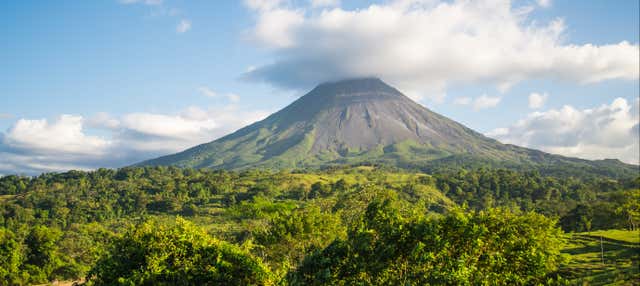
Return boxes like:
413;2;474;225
139;78;637;178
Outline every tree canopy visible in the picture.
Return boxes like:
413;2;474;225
86;218;274;286
291;196;566;285
0;166;636;285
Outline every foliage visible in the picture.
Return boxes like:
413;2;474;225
433;168;638;232
291;196;566;285
86;217;274;286
615;189;640;231
0;166;636;284
253;205;346;276
0;227;24;284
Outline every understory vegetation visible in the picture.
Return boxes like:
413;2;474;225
0;166;638;285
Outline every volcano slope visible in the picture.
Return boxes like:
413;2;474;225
140;78;637;179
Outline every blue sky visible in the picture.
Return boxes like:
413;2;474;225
0;0;638;174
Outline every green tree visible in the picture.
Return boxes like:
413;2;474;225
86;217;274;286
0;228;25;284
309;182;331;198
254;206;345;274
23;225;63;283
291;197;565;285
616;189;640;230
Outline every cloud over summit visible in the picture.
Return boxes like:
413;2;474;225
243;0;639;99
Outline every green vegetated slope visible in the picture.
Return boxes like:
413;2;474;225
1;166;639;285
139;78;638;180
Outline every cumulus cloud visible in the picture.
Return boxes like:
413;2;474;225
120;113;217;141
487;98;640;164
245;0;286;11
251;8;303;48
0;107;270;175
2;115;111;156
0;115;114;175
453;95;501;110
176;19;191;33
242;0;638;100
528;92;548;109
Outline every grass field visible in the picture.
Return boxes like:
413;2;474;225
560;229;639;285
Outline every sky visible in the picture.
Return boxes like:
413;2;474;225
0;0;638;175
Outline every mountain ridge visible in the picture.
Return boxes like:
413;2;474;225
139;78;637;178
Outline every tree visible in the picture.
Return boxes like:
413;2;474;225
254;206;345;273
616;189;640;230
561;205;593;232
309;182;331;199
291;197;565;285
0;228;24;284
86;217;274;286
24;225;63;281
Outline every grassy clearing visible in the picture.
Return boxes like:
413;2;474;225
560;229;639;285
585;230;640;244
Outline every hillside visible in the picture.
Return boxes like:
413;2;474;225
139;78;637;178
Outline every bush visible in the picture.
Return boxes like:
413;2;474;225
85;218;274;286
291;198;565;285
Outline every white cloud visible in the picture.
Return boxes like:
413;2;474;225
0;107;271;175
2;115;111;156
176;19;191;33
310;0;340;8
536;0;552;8
453;95;501;110
0;152;97;175
245;0;286;11
243;0;638;98
121;112;217;140
487;97;640;164
473;94;502;110
113;107;267;153
485;127;508;137
0;113;13;119
253;8;304;48
528;92;548;109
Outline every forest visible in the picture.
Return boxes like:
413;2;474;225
0;166;638;285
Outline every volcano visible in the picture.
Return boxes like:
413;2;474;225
140;78;636;178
